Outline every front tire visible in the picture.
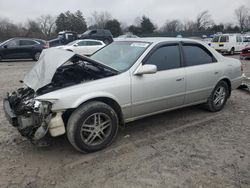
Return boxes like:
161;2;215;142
204;81;229;112
67;101;119;153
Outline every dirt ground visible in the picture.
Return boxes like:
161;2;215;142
0;56;249;188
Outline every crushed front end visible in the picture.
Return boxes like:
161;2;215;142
4;87;53;141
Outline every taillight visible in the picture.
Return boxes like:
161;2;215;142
43;42;49;48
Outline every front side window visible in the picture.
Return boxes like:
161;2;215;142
144;45;181;71
212;36;220;42
91;41;150;72
183;44;214;66
220;36;229;42
7;39;19;47
77;41;87;46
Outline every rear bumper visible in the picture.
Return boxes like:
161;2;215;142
3;98;18;127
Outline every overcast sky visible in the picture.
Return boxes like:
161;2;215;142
0;0;249;26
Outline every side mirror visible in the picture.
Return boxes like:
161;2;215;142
135;64;157;75
73;44;79;47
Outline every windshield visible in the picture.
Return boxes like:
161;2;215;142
91;41;150;72
83;30;91;35
0;39;12;46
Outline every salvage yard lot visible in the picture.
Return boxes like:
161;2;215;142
0;56;250;188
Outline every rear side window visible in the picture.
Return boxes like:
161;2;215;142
182;44;215;66
20;40;37;46
144;45;181;71
220;36;229;42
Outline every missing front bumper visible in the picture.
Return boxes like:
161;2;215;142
3;97;52;140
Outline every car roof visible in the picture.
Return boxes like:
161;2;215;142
9;37;46;41
114;37;200;44
75;39;104;42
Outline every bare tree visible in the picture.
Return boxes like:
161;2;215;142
37;15;56;39
161;19;183;32
88;11;112;29
183;20;196;31
195;10;214;31
235;6;249;32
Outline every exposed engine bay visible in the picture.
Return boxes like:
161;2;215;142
4;49;117;142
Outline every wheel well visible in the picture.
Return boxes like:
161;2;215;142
221;78;232;96
63;97;124;126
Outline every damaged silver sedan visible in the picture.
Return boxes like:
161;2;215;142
3;38;244;153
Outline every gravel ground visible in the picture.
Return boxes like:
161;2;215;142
0;56;249;188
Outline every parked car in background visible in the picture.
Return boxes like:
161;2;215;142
203;37;213;45
56;39;106;56
0;38;48;61
80;29;113;44
4;38;243;153
210;34;248;55
49;31;78;47
240;45;250;60
117;33;139;39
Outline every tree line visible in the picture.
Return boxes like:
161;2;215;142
0;5;249;42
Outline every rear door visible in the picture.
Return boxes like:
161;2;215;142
131;43;186;118
181;42;222;104
19;39;39;58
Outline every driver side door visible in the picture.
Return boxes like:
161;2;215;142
2;39;21;59
131;43;186;118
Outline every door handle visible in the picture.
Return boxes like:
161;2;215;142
176;78;184;81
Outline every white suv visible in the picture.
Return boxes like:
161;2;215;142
210;34;248;55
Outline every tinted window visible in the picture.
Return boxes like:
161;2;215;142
220;36;229;42
144;45;181;71
183;44;214;66
20;40;37;46
86;41;102;46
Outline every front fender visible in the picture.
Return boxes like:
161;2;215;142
71;91;120;109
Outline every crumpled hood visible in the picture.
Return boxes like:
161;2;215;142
23;48;75;91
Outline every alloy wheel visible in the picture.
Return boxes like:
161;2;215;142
213;86;226;107
80;113;112;146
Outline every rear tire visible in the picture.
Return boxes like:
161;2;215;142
204;81;229;112
67;101;119;153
